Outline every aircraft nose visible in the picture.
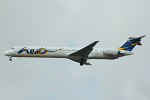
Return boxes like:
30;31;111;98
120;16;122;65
4;51;10;56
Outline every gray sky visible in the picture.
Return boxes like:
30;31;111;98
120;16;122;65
0;0;150;100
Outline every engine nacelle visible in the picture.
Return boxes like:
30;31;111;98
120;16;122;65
103;49;119;55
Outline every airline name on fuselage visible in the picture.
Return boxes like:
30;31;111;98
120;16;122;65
18;47;63;55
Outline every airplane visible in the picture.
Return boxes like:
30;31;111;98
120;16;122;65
4;36;145;66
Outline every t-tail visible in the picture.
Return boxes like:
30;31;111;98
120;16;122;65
118;36;146;51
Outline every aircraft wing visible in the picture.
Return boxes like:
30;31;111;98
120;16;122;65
68;41;99;66
69;41;99;57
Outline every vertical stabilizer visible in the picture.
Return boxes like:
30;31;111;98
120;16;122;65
118;36;145;51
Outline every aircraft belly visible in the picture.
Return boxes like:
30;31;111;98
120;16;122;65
88;53;99;59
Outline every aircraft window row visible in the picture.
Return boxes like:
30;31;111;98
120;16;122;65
18;48;78;51
46;49;77;51
62;49;77;51
22;49;78;51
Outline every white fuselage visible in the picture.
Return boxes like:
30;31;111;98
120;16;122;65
4;46;133;60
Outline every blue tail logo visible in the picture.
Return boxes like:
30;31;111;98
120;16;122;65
118;36;145;51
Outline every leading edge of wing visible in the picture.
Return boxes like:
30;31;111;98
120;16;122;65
69;41;99;57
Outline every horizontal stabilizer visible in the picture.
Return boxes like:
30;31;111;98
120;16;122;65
129;35;146;45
